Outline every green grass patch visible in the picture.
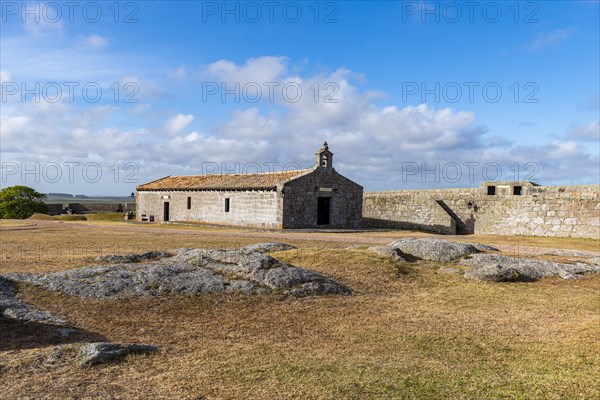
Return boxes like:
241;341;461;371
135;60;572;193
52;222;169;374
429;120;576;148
55;215;87;221
26;213;57;221
84;212;126;221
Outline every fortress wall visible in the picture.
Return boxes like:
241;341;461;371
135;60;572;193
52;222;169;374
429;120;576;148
363;191;456;234
46;202;136;215
363;185;599;239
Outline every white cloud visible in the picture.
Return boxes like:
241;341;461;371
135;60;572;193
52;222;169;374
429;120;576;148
80;34;109;49
487;135;515;148
184;132;201;142
220;108;279;138
475;140;598;185
0;70;11;83
545;141;584;159
0;101;133;159
0;33;148;83
22;15;63;37
118;75;165;102
131;104;152;114
529;28;577;51
164;114;195;136
578;96;600;111
205;56;288;85
567;121;599;141
167;66;187;79
1;56;598;192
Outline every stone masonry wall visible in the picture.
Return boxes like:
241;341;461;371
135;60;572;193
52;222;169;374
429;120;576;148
363;185;599;239
478;185;599;238
281;168;363;229
363;192;456;234
136;190;281;228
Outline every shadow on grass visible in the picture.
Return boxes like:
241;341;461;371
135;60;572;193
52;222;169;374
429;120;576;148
0;318;107;352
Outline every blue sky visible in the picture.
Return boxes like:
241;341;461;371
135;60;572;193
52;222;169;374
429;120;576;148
1;1;598;195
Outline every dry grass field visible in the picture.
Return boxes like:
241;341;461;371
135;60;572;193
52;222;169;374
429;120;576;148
0;220;35;228
1;220;599;399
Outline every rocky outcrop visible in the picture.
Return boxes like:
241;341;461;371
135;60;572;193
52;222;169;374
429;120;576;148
460;254;600;282
366;246;408;261
240;242;296;253
80;342;159;366
385;238;499;263
367;238;600;283
582;256;600;266
95;251;170;264
0;276;65;324
542;249;599;258
470;243;501;252
8;247;350;299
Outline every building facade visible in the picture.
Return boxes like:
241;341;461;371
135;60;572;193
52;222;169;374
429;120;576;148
136;143;363;229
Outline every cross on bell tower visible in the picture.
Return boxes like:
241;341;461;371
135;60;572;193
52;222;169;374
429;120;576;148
315;142;333;169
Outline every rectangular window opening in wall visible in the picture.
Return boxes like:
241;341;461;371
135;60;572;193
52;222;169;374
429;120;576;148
187;197;191;209
513;186;522;195
487;186;496;195
224;198;230;212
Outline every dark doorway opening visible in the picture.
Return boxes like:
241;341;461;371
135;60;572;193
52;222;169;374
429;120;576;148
317;197;331;225
163;202;170;222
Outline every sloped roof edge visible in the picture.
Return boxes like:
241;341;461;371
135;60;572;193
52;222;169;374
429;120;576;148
136;168;315;191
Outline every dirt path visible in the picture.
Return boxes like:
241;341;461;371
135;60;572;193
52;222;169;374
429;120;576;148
72;221;396;245
15;220;600;257
0;222;39;231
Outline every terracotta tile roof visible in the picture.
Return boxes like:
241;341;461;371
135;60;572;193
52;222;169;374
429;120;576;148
137;168;313;191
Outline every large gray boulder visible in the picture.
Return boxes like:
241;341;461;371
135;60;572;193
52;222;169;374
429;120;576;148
80;342;158;366
9;248;350;298
387;238;498;263
461;254;600;282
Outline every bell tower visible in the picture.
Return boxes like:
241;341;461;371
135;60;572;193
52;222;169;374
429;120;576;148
315;142;333;169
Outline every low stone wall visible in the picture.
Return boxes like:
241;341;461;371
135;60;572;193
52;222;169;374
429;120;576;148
363;185;599;239
47;203;136;215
